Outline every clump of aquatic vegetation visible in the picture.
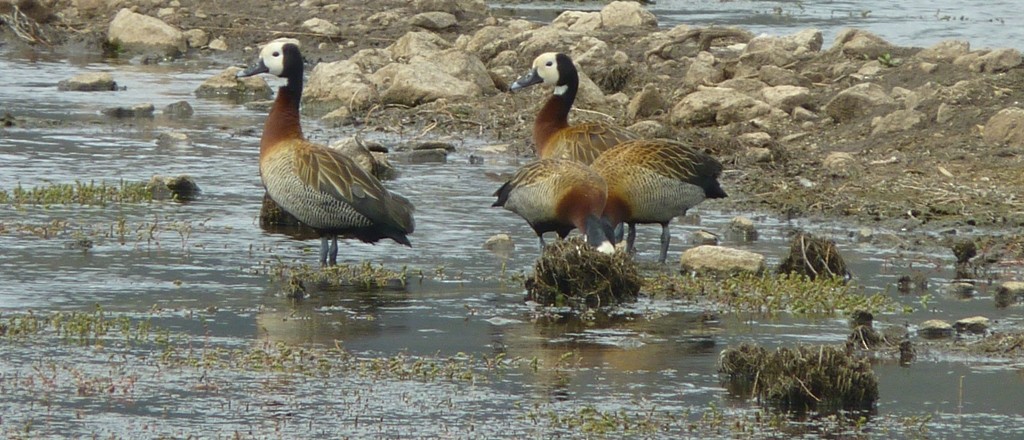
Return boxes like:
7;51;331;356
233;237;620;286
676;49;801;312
719;343;879;412
267;261;411;297
0;180;153;206
526;237;641;309
645;272;906;316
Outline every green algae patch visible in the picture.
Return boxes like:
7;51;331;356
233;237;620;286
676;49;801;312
719;343;879;412
525;237;641;310
269;261;410;297
645;272;904;316
0;180;153;206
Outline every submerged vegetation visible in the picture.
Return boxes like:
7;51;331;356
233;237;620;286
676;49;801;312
0;180;153;206
646;272;905;316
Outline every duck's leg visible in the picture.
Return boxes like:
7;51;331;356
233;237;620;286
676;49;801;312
537;234;547;250
613;223;625;243
658;222;671;264
625;223;637;254
319;237;330;266
328;235;339;266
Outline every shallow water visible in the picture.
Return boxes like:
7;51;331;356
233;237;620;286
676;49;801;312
1;40;1023;438
492;0;1024;50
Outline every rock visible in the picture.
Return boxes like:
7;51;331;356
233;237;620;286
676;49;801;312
57;72;117;92
462;25;521;62
517;25;585;59
410;11;457;30
107;8;187;56
855;227;873;242
348;48;396;73
871;109;926;135
626;84;667;120
412;0;486;17
758;65;811;87
103;103;155;118
745;28;823;54
760;85;810;113
724;216;758;242
599;1;658;28
737;132;772;149
684;51;724;86
552;11;602;33
208;37;228;51
948;282;976;299
148;175;200;200
691;230;719;246
194;67;272;100
670;87;771;127
304;60;378;111
824;83;893;123
963;48;1022;73
388;30;452;60
953;316;990;334
163;100;193;118
679;245;766;275
156;131;192;148
917;40;969;63
625;120;672;139
718;78;768;96
792;107;818;122
400;148;448;164
823;152;856;176
483;233;515;254
303;17;340;36
374;49;494;106
329;137;396;180
832;28;894;59
983;107;1024;147
995;281;1024;308
736;47;799;75
917;319;953;339
183;29;209;48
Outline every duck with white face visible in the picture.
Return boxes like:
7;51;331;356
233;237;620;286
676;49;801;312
509;52;639;165
238;39;415;266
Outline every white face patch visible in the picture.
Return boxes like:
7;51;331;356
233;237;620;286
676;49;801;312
260;38;301;77
532;52;561;86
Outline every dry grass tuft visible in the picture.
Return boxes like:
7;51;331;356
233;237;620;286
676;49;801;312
525;237;641;309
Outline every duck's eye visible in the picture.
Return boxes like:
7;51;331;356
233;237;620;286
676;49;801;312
545;61;553;67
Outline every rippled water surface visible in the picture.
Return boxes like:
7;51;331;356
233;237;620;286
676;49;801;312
1;9;1024;435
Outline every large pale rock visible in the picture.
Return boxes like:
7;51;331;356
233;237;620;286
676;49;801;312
375;63;478;106
745;29;823;54
552;11;603;33
832;28;894;59
824;83;893;123
387;31;452;60
680;245;766;275
983;107;1024;147
304;61;378;111
996;280;1024;307
962;48;1023;73
760;85;810;112
194;67;271;100
462;25;522;61
758;65;811;87
627;84;667;119
871;109;926;135
918;319;953;339
917;40;969;63
599;1;658;28
736;47;799;75
410;11;457;30
107;8;187;55
518;25;585;58
670;87;771;127
823;152;856;177
57;72;117;91
348;48;395;73
684;52;724;86
303;17;340;36
413;0;486;16
954;316;990;334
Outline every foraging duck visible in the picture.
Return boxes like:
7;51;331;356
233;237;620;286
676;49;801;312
591;139;727;263
510;52;638;164
238;38;415;266
493;159;615;253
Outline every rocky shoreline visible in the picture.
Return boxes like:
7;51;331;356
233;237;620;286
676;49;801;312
6;0;1024;262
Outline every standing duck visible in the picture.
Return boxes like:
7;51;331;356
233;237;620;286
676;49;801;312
591;139;726;263
493;159;615;253
510;52;638;164
238;38;415;266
